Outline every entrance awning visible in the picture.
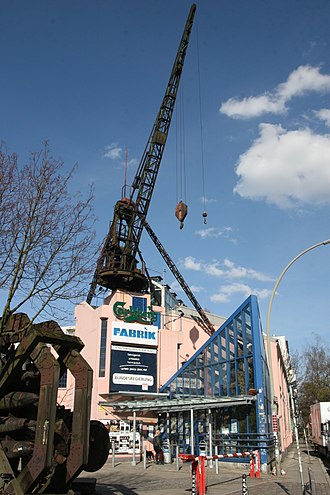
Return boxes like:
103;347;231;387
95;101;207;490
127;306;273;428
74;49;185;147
99;393;255;413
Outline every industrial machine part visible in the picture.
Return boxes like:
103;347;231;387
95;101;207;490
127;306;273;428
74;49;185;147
87;4;196;302
0;313;110;494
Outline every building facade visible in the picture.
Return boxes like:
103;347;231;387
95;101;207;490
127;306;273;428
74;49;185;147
58;284;293;470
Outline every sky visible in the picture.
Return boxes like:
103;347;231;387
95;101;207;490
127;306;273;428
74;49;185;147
1;0;330;353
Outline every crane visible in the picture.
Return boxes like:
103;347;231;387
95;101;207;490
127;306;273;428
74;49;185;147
87;4;196;302
86;4;215;335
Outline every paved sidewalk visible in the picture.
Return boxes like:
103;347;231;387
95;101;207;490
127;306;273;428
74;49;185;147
79;445;330;495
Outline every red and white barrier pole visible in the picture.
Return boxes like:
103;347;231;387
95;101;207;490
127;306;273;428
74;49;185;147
254;450;261;478
249;452;255;478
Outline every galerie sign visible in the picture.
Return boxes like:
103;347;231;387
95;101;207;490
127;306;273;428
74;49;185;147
110;345;157;393
111;322;158;347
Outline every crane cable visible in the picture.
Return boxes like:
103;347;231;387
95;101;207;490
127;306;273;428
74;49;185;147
175;85;187;204
175;83;188;229
196;20;207;224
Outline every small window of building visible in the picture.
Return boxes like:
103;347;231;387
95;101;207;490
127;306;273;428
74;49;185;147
59;370;67;388
132;296;147;313
99;318;108;377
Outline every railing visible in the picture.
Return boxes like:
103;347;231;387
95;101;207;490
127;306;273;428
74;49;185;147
175;432;275;462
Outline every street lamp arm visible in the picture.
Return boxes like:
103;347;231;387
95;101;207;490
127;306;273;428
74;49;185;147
266;238;330;349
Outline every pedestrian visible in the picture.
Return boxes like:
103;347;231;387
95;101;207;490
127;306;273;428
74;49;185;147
153;429;164;464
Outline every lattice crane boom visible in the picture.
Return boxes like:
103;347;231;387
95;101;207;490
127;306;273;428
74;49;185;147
143;220;215;336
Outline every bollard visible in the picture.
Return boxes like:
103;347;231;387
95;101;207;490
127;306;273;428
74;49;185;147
143;445;147;470
215;445;219;475
197;455;207;495
191;460;197;495
242;474;249;494
111;440;115;468
176;444;180;471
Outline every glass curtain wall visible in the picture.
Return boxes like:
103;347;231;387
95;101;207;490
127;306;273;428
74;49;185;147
160;296;272;464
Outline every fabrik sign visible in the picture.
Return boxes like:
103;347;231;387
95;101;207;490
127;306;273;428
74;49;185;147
111;322;158;347
110;345;157;393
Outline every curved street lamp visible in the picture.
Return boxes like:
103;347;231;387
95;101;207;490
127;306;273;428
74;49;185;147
266;238;330;482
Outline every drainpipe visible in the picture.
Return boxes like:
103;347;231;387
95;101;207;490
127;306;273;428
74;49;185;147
190;409;194;455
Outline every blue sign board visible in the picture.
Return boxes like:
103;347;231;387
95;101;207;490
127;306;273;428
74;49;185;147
110;345;157;393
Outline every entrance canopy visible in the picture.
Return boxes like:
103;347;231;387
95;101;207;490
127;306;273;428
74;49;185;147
99;392;255;413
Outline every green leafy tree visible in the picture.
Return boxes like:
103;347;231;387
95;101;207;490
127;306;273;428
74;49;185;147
0;142;96;331
294;334;330;425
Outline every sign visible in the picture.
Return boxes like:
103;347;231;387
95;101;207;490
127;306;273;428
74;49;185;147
110;345;157;393
113;301;158;324
111;322;158;347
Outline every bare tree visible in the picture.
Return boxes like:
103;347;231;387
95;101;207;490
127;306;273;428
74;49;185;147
0;142;96;331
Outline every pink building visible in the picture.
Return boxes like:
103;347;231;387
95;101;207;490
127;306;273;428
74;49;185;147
58;284;225;423
264;335;293;456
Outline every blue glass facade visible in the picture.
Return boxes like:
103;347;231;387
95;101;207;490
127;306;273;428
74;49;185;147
160;296;273;465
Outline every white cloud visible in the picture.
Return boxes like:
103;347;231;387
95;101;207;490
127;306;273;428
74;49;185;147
190;285;204;294
223;258;273;281
315;108;330;127
103;143;122;160
195;227;233;239
200;196;218;204
220;94;285;119
234;123;330;208
128;158;138;168
182;256;202;271
210;283;271;304
205;262;225;278
277;65;330;99
183;257;272;283
220;65;330;119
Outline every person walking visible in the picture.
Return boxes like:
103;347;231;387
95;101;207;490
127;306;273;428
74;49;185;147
153;429;164;464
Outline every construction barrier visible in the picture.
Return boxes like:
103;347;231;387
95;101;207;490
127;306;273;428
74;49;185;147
179;451;260;494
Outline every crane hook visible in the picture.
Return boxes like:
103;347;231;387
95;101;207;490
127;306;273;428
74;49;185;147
202;210;207;224
175;201;188;229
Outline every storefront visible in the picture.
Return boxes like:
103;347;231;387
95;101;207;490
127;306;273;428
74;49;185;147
99;296;275;470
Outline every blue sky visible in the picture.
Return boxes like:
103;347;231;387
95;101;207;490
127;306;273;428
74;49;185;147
1;0;330;352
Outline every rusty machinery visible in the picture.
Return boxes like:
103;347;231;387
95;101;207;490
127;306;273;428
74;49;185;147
0;313;110;494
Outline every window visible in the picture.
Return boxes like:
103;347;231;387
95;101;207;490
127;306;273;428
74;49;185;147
132;296;147;313
99;318;108;377
58;370;67;388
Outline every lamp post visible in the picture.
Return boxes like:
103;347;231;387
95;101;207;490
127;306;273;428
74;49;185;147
266;239;330;478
